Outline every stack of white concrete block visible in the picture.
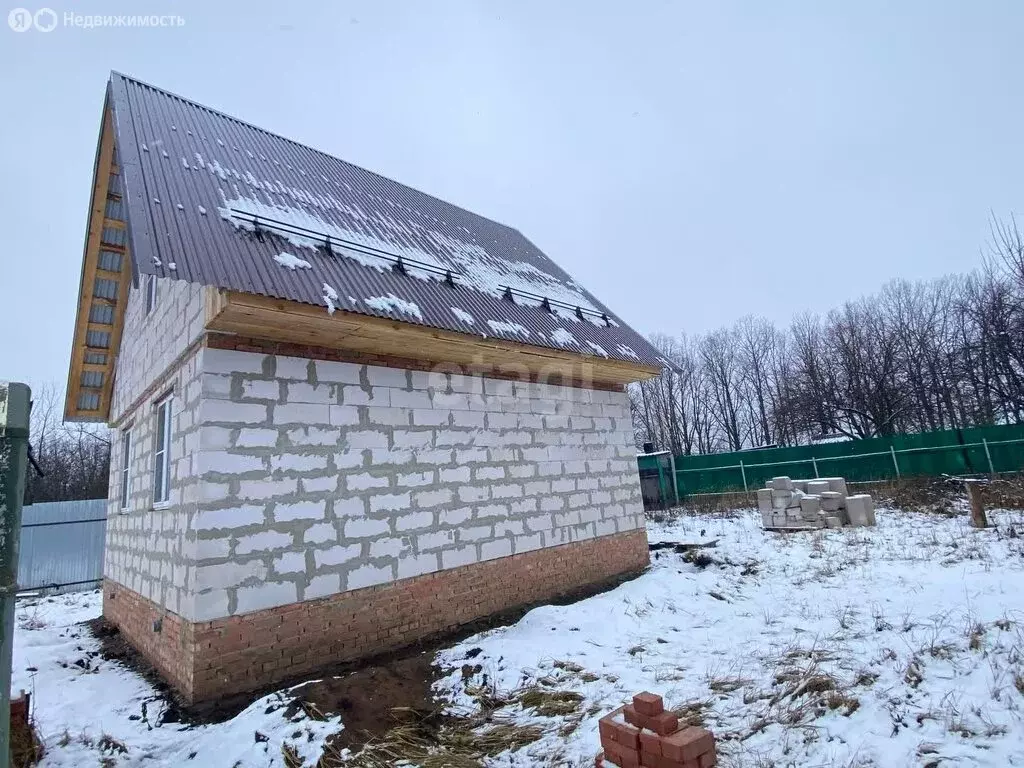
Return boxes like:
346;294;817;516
757;476;876;531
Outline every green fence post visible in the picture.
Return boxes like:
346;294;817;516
739;460;748;492
982;439;995;475
0;382;31;768
669;454;680;506
890;445;901;479
811;456;819;478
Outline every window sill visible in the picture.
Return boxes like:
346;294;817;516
151;501;174;511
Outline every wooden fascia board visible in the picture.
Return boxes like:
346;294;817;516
65;104;117;422
206;290;661;385
65;101;132;424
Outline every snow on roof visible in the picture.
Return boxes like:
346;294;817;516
585;341;608;358
487;320;530;338
550;327;578;347
615;344;639;360
364;294;423;320
322;283;338;314
451;307;475;325
272;252;312;270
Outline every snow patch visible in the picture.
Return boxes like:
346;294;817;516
451;307;475;325
550;327;577;347
272;252;312;270
365;294;423;320
322;283;338;314
615;343;640;360
198;206;207;215
486;320;530;338
585;341;608;357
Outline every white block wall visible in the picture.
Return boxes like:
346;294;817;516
106;341;646;623
110;275;205;424
105;345;203;616
188;348;645;621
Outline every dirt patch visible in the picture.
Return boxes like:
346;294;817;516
289;652;438;755
981;474;1024;510
10;711;43;767
876;474;1024;513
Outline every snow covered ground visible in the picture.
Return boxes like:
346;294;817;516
12;593;341;767
12;508;1024;767
435;508;1024;767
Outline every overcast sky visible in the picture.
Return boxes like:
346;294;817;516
2;1;1022;393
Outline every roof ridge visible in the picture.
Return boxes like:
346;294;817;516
109;70;520;234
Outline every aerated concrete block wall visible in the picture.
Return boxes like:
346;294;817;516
110;276;205;423
105;344;204;617
186;347;645;622
104;277;206;618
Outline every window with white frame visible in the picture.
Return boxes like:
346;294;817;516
145;274;157;315
119;428;132;509
153;395;172;504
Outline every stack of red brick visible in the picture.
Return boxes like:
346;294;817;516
597;692;716;768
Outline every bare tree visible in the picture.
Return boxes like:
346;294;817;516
24;383;110;504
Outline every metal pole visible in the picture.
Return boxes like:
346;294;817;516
811;456;819;478
656;463;667;510
739;460;748;492
669;453;680;506
0;382;31;768
982;438;995;475
890;445;901;479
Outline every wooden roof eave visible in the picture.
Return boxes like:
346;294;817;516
204;290;661;388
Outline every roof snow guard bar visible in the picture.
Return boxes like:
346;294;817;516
499;284;612;326
227;209;463;283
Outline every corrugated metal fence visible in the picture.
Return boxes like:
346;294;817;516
17;499;106;594
639;422;1024;501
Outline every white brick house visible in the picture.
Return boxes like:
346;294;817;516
65;72;663;702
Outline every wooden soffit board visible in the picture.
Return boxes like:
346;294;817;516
204;290;660;387
64;106;132;423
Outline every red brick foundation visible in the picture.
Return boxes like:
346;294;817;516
103;583;196;695
103;528;649;704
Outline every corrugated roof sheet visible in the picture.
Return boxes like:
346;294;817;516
106;72;664;369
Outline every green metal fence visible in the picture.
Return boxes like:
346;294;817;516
644;423;1024;498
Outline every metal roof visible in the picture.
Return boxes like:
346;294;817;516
106;72;664;370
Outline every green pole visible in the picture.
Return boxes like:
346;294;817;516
668;453;680;507
0;382;31;768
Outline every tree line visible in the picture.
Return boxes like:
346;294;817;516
23;382;110;504
631;216;1024;455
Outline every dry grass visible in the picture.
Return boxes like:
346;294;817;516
322;707;545;768
320;675;584;767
